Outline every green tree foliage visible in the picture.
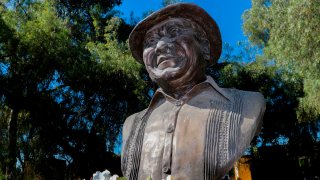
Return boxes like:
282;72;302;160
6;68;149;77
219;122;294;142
0;102;10;179
55;0;121;42
243;0;320;121
0;0;146;178
241;1;320;177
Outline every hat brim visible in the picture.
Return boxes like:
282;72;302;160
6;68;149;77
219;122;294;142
129;3;222;65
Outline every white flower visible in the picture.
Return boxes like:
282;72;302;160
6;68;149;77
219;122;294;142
92;169;118;180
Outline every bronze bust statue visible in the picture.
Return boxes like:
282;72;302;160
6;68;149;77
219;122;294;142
121;3;265;180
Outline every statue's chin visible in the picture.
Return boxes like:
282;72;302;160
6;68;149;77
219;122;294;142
152;67;180;79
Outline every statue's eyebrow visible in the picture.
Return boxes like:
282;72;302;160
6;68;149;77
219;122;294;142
145;30;159;41
144;19;193;42
165;20;194;32
165;21;184;29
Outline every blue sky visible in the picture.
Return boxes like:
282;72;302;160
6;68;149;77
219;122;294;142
115;0;252;47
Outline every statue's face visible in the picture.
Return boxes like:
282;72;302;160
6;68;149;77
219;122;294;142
142;18;206;86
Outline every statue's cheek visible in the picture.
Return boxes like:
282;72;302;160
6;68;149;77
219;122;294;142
143;47;157;67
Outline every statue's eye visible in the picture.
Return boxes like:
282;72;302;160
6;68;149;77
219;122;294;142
144;36;159;48
168;27;180;35
148;38;156;43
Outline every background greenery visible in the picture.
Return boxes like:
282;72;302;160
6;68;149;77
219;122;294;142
0;0;319;179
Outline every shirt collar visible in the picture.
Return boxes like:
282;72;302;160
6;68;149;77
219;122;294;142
140;76;232;118
205;76;232;101
155;76;231;101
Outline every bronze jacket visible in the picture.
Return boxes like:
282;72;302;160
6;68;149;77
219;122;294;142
121;76;265;180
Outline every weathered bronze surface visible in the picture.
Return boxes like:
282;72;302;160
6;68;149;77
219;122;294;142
122;3;265;180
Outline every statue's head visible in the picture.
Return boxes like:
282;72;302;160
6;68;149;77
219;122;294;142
129;3;222;94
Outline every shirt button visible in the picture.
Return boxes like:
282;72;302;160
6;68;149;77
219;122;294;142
175;100;182;106
167;124;174;133
162;166;169;173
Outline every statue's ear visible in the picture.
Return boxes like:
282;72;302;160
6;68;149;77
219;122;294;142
201;39;210;61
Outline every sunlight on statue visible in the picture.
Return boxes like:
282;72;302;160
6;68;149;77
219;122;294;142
121;3;266;180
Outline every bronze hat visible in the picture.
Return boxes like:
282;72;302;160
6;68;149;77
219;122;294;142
129;3;222;65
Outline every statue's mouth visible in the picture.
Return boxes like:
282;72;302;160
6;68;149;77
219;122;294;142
156;55;180;70
157;55;176;65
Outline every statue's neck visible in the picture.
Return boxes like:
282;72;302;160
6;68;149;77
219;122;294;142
159;75;206;100
162;84;194;100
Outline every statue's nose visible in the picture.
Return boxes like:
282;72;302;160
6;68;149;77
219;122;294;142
155;40;168;55
155;36;175;55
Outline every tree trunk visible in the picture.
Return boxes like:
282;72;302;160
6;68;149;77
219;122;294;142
8;108;18;177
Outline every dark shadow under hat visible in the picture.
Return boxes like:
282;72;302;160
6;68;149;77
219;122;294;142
129;3;222;65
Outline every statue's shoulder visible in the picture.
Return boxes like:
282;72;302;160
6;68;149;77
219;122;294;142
123;109;147;136
241;90;265;117
239;89;265;107
122;113;137;139
224;88;266;113
122;109;147;140
224;88;266;136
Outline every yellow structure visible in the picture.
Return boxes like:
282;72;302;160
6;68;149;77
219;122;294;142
234;157;252;180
